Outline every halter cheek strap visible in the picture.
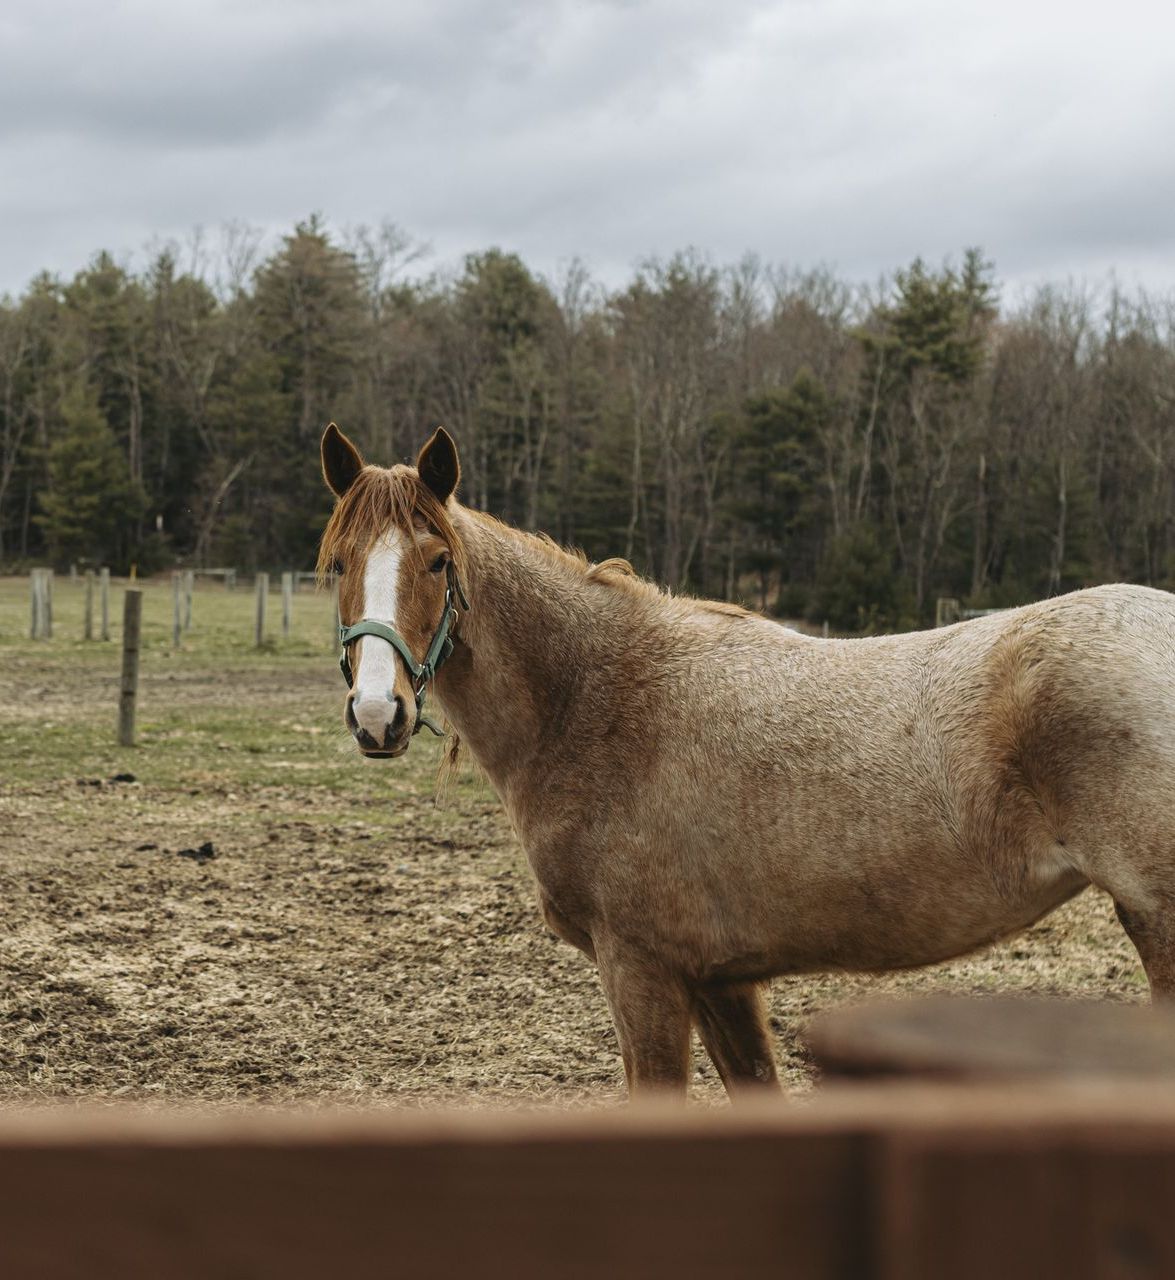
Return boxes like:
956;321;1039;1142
338;564;469;738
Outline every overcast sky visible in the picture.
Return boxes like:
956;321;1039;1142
4;0;1174;302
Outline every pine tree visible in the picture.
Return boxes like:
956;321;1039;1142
36;382;144;566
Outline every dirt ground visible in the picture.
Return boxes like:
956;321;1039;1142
0;576;1146;1108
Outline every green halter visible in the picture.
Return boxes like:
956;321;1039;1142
338;563;469;738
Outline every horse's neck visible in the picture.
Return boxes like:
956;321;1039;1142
434;510;638;793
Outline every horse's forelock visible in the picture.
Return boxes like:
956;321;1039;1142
316;466;466;587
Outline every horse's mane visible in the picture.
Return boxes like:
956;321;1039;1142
518;526;642;588
467;510;752;619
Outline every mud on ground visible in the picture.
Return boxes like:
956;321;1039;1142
0;579;1145;1108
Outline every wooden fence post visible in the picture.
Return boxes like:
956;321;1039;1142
184;569;194;630
172;572;182;649
935;598;960;628
118;590;143;747
29;570;40;639
227;568;237;592
83;570;95;640
42;569;53;638
99;568;110;641
255;573;269;648
281;571;293;639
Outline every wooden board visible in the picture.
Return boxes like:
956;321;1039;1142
2;1086;1175;1278
879;1121;1175;1280
0;1104;864;1280
805;995;1175;1081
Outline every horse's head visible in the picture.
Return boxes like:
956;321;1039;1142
317;423;466;758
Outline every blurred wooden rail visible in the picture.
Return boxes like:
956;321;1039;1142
1;1085;1175;1279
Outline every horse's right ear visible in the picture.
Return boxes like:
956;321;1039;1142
321;423;365;497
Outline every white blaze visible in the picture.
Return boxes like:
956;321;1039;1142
352;530;406;709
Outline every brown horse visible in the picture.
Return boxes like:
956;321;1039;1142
318;422;1175;1099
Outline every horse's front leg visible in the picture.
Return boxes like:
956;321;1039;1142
693;981;781;1099
596;945;692;1099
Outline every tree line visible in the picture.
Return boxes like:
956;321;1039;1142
2;217;1174;629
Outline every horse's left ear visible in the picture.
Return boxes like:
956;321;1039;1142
417;427;460;503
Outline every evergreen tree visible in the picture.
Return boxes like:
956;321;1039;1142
732;371;828;609
35;382;144;566
252;215;367;563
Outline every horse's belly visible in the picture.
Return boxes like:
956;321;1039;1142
705;848;1089;980
521;784;1090;981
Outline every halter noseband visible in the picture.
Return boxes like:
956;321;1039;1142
337;561;469;738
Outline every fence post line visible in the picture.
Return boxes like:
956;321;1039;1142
118;590;143;747
172;572;182;649
83;570;95;640
183;570;194;630
99;568;110;641
43;569;53;638
281;571;293;639
255;572;269;648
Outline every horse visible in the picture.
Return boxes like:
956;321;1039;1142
317;421;1175;1099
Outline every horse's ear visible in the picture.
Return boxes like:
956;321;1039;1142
416;427;460;503
321;422;365;497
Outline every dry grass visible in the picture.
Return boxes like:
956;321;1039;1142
0;575;1145;1108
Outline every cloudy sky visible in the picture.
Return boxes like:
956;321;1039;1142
3;0;1174;300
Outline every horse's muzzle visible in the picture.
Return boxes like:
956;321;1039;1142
346;693;411;758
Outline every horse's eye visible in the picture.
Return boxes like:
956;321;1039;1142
332;559;344;576
429;553;449;574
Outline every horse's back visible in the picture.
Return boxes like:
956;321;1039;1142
736;582;1175;760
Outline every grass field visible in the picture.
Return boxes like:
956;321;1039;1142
0;573;1146;1107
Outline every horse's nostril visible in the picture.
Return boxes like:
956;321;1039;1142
345;697;359;735
382;697;409;750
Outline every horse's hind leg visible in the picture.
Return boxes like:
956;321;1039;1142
693;981;780;1100
1113;897;1175;1000
596;947;692;1099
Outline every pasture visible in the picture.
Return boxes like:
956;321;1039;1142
0;574;1146;1107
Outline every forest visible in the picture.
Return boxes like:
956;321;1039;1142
2;216;1174;629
